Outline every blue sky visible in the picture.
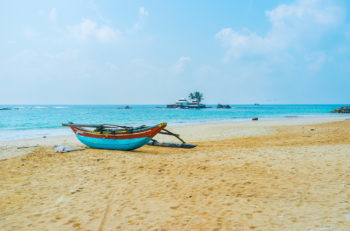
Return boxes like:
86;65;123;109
1;0;349;104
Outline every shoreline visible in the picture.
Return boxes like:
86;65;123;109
0;110;348;141
2;114;349;140
1;115;349;160
0;103;347;142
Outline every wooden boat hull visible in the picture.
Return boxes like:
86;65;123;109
67;123;166;151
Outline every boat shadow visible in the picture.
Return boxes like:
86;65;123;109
135;145;197;155
81;145;198;156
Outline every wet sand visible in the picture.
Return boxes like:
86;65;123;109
1;117;350;230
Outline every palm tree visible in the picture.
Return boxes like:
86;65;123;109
188;91;204;103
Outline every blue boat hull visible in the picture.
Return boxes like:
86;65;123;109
76;134;152;151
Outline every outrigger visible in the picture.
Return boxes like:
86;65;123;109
62;122;196;151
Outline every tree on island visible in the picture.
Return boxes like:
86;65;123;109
188;91;204;103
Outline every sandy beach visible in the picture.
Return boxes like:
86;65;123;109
1;116;350;230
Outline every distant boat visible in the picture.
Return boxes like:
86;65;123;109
176;98;188;104
62;123;167;150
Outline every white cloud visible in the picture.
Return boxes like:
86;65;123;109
216;28;274;60
304;52;328;71
95;25;118;41
139;7;149;17
171;56;191;72
45;49;78;60
131;58;159;73
39;9;45;15
106;62;118;71
23;28;37;40
216;0;345;61
68;18;121;42
49;8;57;21
133;7;149;31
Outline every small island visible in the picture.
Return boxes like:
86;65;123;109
167;91;210;109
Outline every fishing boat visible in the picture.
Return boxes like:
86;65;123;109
62;122;197;150
62;122;167;150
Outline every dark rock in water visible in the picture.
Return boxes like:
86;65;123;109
252;117;258;121
0;107;11;110
117;106;132;109
217;104;231;109
331;106;350;113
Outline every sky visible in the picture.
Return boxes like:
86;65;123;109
1;0;350;104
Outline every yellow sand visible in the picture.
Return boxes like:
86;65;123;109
1;118;350;230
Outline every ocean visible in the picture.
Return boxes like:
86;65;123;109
0;104;346;141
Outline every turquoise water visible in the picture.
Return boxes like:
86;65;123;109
0;104;346;140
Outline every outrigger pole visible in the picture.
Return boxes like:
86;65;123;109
147;128;197;149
